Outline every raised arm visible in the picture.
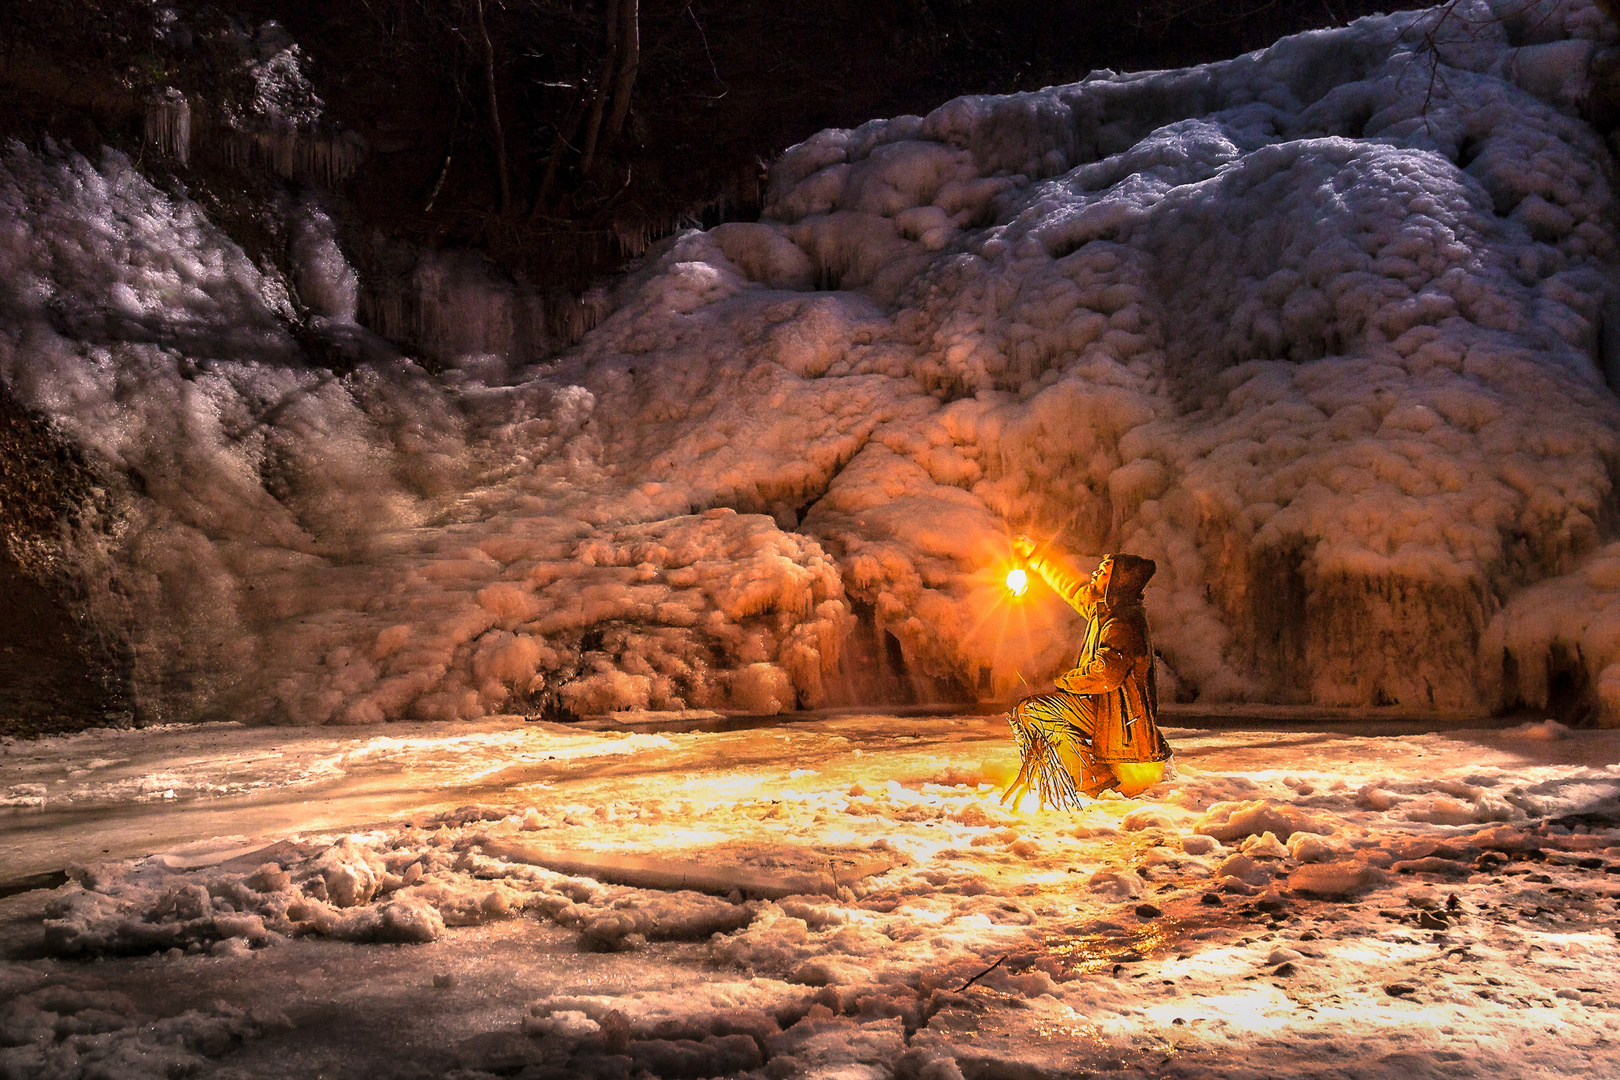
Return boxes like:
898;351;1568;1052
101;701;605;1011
1011;536;1102;615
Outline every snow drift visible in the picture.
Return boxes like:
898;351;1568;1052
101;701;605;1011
4;0;1620;724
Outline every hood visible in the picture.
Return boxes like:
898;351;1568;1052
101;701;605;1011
1104;553;1156;606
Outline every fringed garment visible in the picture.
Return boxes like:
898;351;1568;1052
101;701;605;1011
1006;551;1172;809
1008;692;1109;810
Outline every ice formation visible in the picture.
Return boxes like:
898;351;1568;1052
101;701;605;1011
4;0;1620;723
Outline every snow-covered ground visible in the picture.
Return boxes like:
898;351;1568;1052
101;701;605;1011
4;712;1620;1079
7;1;1620;727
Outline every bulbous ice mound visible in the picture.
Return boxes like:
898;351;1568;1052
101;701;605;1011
577;0;1620;716
4;0;1620;723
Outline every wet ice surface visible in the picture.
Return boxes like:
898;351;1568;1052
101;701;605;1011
4;714;1620;1079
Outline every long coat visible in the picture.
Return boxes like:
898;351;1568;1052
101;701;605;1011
1025;551;1170;765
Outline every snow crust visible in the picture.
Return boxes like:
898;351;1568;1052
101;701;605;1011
4;0;1620;722
5;713;1620;1078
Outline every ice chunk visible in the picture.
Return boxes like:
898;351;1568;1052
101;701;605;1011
1085;869;1146;899
1239;831;1289;858
1287;860;1387;897
765;1014;906;1074
1356;786;1400;811
1471;824;1542;852
1504;719;1573;741
1287;833;1352;863
1122;807;1178;831
1216;853;1274;886
1195;800;1339;842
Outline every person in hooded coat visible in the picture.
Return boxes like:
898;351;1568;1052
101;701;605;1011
1001;536;1172;809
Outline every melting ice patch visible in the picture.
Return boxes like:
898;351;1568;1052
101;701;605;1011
2;0;1620;723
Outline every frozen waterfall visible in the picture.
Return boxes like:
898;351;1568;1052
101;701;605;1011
3;0;1620;724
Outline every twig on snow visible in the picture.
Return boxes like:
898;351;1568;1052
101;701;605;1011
955;955;1007;993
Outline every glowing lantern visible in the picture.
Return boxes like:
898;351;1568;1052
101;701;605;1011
1005;567;1029;598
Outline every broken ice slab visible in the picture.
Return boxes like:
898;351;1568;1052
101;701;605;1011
479;838;900;900
146;837;318;872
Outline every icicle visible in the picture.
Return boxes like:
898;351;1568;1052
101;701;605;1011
613;220;660;259
143;90;191;166
222;127;364;186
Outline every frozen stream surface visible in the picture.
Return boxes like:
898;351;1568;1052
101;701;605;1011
4;713;1620;1079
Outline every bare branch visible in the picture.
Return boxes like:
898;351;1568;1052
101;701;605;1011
955;955;1007;993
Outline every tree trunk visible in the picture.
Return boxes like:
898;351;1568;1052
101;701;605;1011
473;0;511;214
533;91;591;215
578;0;619;177
424;94;462;213
605;0;639;142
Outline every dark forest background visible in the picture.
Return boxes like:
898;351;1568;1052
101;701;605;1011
0;0;1428;301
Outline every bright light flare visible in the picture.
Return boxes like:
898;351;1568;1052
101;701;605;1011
1005;566;1029;597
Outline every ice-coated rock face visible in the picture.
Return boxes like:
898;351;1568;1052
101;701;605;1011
572;0;1620;715
3;0;1620;723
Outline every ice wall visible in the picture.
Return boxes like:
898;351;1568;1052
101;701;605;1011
0;146;847;723
566;0;1620;715
4;0;1620;724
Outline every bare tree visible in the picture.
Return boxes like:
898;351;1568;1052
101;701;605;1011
605;0;638;142
579;0;638;177
578;0;617;176
473;0;512;213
